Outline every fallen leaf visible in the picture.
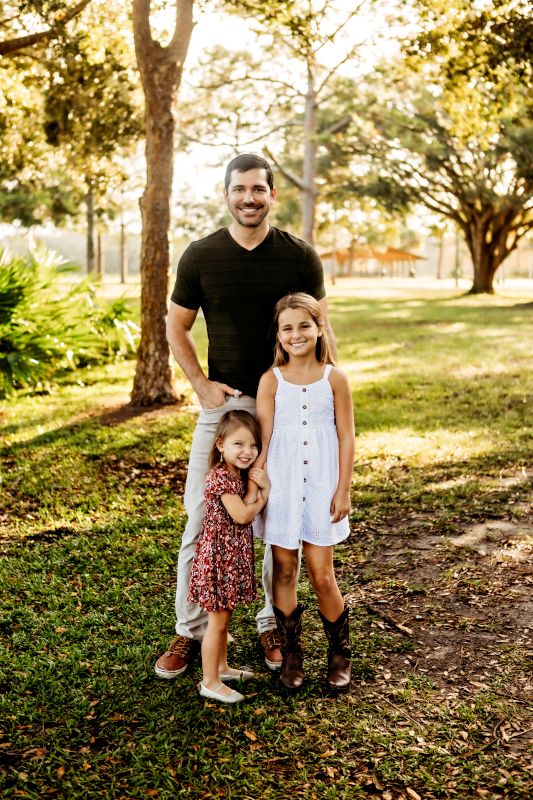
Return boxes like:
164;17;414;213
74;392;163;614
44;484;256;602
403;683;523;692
373;765;384;791
319;749;337;758
23;747;47;759
406;788;422;800
56;766;65;780
244;730;257;741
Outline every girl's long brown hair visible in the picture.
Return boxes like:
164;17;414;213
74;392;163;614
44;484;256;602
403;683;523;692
208;409;261;470
273;292;336;367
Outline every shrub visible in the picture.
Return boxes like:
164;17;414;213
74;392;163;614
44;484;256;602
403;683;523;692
0;247;139;397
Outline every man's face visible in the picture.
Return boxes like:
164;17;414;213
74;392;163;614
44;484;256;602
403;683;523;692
224;168;276;228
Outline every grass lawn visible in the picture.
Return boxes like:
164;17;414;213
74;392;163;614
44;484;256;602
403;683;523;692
1;281;532;800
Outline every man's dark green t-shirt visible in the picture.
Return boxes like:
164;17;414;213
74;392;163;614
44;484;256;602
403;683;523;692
170;227;326;398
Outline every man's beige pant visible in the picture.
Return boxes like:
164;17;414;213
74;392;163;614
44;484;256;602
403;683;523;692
175;395;276;640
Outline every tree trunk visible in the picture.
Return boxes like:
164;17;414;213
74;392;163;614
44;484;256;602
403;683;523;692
130;0;194;406
301;58;317;245
120;219;128;284
97;229;104;281
436;234;444;280
86;187;95;274
462;206;520;294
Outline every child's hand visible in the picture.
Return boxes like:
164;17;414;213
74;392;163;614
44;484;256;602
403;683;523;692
330;488;350;523
249;467;270;492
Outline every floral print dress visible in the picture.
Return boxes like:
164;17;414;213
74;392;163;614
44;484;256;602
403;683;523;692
188;466;257;612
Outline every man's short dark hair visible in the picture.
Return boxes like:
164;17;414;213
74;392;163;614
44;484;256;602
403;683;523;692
224;154;274;191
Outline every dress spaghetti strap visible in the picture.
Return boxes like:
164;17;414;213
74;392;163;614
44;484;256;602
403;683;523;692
323;364;333;380
273;367;284;382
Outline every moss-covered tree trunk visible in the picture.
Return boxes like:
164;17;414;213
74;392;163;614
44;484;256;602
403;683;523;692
130;0;194;406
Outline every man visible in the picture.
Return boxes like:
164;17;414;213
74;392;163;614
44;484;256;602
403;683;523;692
154;153;334;678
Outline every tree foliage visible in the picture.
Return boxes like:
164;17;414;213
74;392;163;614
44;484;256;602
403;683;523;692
347;1;533;293
0;1;142;238
0;0;92;56
182;0;374;244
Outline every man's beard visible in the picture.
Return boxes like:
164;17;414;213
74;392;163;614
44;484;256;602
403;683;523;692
233;206;269;227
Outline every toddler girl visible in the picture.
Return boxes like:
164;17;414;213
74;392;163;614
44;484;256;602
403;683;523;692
188;409;270;704
255;293;355;693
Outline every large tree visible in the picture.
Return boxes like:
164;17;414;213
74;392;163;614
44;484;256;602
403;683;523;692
347;1;533;294
181;0;373;245
130;0;194;406
1;0;141;249
43;6;142;271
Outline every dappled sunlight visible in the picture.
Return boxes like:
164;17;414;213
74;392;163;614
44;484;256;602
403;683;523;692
451;362;526;381
357;427;495;465
344;359;398;383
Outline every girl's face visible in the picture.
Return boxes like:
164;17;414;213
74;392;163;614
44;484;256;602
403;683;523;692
277;307;321;359
217;425;259;474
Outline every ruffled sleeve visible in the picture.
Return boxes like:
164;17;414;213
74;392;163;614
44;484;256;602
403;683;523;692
204;467;244;500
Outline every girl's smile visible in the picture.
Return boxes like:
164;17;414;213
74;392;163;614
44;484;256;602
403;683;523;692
277;307;321;358
218;425;259;474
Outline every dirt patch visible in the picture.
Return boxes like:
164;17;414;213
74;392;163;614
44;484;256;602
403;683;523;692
342;511;533;717
96;454;189;494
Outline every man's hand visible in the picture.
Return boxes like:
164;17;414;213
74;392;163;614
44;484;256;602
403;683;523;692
196;379;241;409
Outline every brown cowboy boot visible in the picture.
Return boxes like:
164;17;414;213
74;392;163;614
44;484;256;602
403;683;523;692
319;605;352;693
273;604;306;692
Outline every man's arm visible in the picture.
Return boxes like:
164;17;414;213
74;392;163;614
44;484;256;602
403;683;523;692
166;301;240;409
319;297;337;362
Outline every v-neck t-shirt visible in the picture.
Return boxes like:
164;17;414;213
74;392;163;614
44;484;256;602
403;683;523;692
170;227;326;397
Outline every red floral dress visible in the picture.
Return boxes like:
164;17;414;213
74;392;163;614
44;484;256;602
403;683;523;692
188;466;257;612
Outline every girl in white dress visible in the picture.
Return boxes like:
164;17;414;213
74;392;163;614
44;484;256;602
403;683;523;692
255;293;355;693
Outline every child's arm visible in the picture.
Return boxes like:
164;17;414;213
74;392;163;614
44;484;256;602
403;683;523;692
254;370;277;470
220;489;269;525
244;467;270;505
330;367;356;523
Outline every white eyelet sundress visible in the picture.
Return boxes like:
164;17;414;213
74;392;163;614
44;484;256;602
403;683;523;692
257;364;350;549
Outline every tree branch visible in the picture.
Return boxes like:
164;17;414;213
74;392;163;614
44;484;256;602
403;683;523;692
313;1;368;55
188;74;303;97
0;0;92;56
264;147;306;191
316;42;365;97
181;120;302;149
168;0;194;64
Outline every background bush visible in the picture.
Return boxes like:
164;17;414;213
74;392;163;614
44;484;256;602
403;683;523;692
0;247;139;397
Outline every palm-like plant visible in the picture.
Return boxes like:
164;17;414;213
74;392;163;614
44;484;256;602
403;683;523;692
0;247;139;397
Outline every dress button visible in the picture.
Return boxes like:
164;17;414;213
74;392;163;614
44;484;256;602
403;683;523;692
303;441;307;445
303;421;307;425
302;388;307;392
303;497;306;501
304;478;307;482
304;460;308;464
303;405;307;409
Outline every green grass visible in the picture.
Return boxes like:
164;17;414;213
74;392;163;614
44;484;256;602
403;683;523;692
1;285;532;799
